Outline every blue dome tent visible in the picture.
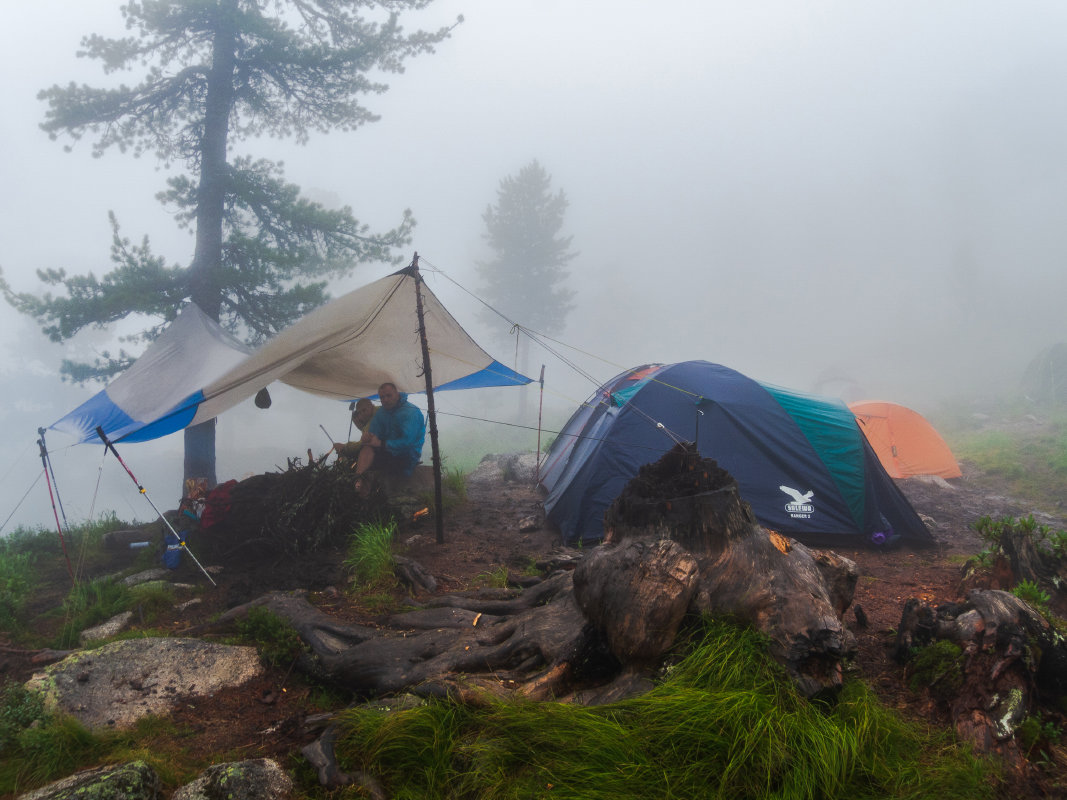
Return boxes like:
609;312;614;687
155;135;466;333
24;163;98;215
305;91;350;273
539;361;931;548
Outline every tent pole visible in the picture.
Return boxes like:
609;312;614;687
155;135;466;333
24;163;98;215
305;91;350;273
411;253;445;544
94;427;217;586
535;365;546;485
37;430;75;585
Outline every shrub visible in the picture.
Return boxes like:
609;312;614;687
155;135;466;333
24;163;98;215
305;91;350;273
0;551;35;634
1016;712;1062;760
1012;579;1052;611
0;682;48;753
233;606;305;669
906;640;966;701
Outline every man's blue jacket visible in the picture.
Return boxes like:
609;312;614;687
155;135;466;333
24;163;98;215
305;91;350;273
367;393;426;475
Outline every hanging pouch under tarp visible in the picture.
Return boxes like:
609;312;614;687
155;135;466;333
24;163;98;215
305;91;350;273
163;530;186;570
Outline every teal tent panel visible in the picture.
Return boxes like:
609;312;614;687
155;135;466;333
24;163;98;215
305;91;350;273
761;383;868;531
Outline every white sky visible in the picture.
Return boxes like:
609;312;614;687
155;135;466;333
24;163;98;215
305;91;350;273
3;1;1066;529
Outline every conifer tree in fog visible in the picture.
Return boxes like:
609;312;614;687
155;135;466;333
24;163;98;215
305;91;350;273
477;160;576;388
0;0;457;484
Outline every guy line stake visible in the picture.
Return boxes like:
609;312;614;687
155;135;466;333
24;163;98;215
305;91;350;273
95;426;217;586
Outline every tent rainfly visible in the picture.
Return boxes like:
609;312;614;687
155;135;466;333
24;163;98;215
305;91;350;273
50;266;530;445
539;361;932;548
849;401;961;480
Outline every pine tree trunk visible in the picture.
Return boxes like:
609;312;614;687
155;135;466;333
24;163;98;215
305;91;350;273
182;2;237;487
184;420;218;487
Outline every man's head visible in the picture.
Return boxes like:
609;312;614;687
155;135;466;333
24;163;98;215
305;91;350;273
378;382;401;410
352;397;375;428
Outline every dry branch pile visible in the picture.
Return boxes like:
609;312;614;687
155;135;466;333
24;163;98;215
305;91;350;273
194;458;390;561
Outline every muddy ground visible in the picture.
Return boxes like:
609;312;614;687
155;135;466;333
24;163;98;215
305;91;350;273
4;454;1067;798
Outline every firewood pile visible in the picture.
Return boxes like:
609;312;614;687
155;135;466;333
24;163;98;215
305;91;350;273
193;456;389;561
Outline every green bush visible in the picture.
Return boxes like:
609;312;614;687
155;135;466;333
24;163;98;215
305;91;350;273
0;551;35;634
1016;712;1062;759
233;606;305;669
0;682;48;753
1012;579;1052;611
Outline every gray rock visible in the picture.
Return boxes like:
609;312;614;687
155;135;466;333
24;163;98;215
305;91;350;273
25;638;262;729
467;452;540;487
172;758;292;800
122;568;170;586
16;760;159;800
80;611;134;645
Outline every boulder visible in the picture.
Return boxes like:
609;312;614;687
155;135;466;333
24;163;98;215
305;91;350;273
172;758;292;800
25;638;262;729
16;761;159;800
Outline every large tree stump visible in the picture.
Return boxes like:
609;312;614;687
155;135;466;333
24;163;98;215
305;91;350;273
573;538;700;666
586;443;857;697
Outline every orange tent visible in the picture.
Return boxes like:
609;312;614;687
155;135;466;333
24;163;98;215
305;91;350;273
849;401;961;479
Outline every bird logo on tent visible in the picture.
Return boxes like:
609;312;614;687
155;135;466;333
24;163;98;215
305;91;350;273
779;485;814;504
779;485;815;518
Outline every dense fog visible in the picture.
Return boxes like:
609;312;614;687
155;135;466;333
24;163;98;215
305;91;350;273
2;1;1065;530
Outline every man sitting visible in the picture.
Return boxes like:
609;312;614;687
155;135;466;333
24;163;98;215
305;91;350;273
333;398;377;461
353;382;426;494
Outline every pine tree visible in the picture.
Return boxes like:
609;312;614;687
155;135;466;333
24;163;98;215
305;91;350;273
1;0;457;484
477;159;577;383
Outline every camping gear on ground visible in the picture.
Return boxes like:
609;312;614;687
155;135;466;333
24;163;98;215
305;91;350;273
163;529;186;569
539;361;932;548
849;401;961;480
95;426;217;585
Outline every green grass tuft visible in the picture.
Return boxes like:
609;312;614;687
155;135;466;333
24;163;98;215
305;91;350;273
332;618;996;800
344;518;398;589
55;578;132;649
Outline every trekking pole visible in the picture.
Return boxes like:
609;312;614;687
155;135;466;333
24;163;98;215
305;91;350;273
37;432;75;585
38;428;71;534
346;401;355;441
318;424;335;450
94;427;217;586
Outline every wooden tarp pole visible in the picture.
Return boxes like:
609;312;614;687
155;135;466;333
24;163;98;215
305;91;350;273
411;253;445;544
535;364;546;485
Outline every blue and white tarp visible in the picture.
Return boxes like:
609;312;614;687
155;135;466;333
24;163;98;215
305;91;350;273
51;268;530;444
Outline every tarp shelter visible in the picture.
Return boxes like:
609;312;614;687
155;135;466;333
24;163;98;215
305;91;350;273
539;361;932;548
50;267;530;445
849;401;961;480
